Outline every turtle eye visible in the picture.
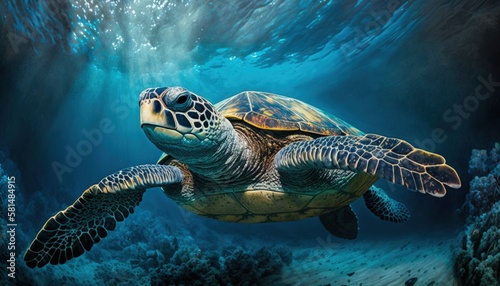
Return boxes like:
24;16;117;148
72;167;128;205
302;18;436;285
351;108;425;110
177;94;188;104
163;90;193;112
173;93;192;111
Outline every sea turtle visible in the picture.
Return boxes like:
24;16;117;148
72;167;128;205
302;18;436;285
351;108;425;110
24;87;461;268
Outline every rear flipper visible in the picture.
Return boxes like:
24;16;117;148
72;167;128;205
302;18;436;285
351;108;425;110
276;133;461;197
319;205;358;240
363;186;410;223
24;164;183;268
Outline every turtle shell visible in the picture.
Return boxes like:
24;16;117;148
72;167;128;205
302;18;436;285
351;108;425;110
215;91;363;136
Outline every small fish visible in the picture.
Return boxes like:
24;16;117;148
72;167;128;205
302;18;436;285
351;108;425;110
405;277;418;286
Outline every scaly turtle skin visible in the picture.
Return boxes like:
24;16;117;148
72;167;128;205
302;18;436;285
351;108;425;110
24;87;461;268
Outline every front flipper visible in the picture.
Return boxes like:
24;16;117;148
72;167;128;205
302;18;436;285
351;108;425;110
275;134;461;197
319;205;358;240
363;186;410;223
24;164;183;268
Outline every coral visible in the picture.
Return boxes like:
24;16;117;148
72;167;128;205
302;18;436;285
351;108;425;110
454;143;500;286
469;149;490;177
490;143;500;168
465;174;498;218
252;246;289;277
152;244;292;286
84;208;293;285
67;207;293;285
275;246;293;265
153;248;222;286
95;261;149;286
221;246;259;285
468;143;500;177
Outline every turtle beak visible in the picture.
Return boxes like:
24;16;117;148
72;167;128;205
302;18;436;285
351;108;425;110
140;88;184;145
142;124;184;145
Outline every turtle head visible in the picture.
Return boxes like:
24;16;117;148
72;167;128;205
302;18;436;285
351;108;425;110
139;87;226;154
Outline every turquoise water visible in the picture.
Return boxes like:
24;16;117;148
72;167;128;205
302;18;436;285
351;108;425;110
0;0;499;285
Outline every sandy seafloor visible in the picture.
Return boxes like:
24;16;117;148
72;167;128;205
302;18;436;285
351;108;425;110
274;234;457;286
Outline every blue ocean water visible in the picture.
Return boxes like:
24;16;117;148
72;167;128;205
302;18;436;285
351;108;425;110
0;0;499;285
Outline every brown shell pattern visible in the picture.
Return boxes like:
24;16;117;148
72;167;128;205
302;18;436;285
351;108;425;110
215;91;363;136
